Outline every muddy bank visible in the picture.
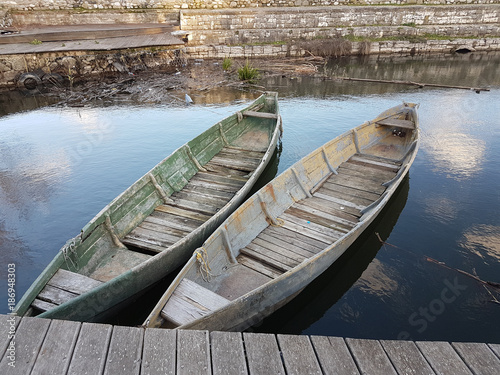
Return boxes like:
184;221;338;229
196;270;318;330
8;56;321;105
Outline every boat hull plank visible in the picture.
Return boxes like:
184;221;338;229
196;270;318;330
240;245;295;272
321;180;381;202
154;204;211;223
264;225;327;253
300;197;361;223
288;205;355;233
257;231;318;258
144;211;202;232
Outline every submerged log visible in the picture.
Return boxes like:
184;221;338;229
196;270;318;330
334;76;490;93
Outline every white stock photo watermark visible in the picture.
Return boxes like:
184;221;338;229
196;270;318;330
398;277;467;340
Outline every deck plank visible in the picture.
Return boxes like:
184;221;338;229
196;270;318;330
210;331;248;375
0;316;51;374
310;336;360;375
141;328;176;375
177;330;211;374
68;322;112;375
0;314;20;361
452;342;500;375
381;340;435;375
104;326;144;375
346;338;397;375
31;319;81;375
489;343;500;359
243;332;285;375
416;341;473;375
278;334;322;375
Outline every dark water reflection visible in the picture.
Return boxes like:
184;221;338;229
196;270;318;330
1;52;499;343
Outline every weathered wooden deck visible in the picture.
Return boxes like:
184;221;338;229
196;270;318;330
0;24;184;55
1;314;499;374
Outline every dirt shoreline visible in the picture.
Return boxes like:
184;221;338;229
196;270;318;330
16;56;323;105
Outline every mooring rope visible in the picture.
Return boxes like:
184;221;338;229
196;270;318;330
195;247;214;282
61;234;80;270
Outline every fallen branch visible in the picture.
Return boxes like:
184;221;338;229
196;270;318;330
375;232;500;293
333;76;490;93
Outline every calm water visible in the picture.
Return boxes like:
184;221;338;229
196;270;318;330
1;52;499;343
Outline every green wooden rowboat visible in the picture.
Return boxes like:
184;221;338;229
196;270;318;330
14;92;282;322
144;102;419;331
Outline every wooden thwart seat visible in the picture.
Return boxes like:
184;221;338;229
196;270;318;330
31;269;103;312
376;118;415;129
161;279;230;326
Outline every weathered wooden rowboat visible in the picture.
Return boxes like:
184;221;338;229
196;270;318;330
144;102;419;331
14;92;282;321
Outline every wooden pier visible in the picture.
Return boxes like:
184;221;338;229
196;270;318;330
1;314;499;374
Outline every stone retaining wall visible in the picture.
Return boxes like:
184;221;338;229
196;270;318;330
0;48;183;88
1;0;499;11
2;37;498;89
181;5;500;44
184;37;500;58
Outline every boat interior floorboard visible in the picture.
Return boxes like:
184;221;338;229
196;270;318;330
231;153;403;282
122;145;262;254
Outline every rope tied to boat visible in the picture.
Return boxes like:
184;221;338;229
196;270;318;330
267;217;285;227
62;234;81;270
195;247;214;282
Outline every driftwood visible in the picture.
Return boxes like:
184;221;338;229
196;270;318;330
334;76;490;93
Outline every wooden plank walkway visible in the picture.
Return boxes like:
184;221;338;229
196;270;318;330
0;24;185;55
1;314;499;374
